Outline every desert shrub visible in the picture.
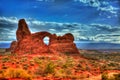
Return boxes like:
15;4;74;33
114;73;120;80
62;57;74;69
2;68;32;80
44;62;55;75
54;69;65;78
39;56;46;59
0;69;4;78
29;60;34;66
100;64;108;71
79;60;85;64
77;63;82;68
76;63;86;71
20;57;27;62
107;62;118;68
64;52;70;55
23;64;29;70
102;73;108;80
64;68;72;75
11;53;18;56
2;57;10;63
2;66;8;69
35;59;49;76
101;73;120;80
33;57;42;64
0;70;3;74
34;68;43;76
2;64;8;69
54;68;73;78
86;64;90;71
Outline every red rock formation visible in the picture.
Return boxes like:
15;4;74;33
49;33;79;54
16;19;31;41
10;19;79;54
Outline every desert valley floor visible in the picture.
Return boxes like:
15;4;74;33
0;48;119;80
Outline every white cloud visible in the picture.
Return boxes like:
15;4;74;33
0;16;120;43
74;0;119;17
93;33;120;43
74;0;100;7
31;20;45;25
102;1;109;5
49;29;56;32
0;16;18;24
98;5;119;14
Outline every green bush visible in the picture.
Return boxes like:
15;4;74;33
2;57;10;63
102;73;108;80
62;57;74;69
44;62;55;75
1;68;32;80
114;73;120;80
33;57;42;64
23;64;29;70
2;64;8;69
29;60;34;66
102;73;120;80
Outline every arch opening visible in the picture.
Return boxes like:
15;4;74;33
43;36;50;45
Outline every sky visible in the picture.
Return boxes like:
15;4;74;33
0;0;120;44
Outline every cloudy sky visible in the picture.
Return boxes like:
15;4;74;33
0;0;120;44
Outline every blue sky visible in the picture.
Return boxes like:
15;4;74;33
0;0;120;43
0;0;119;24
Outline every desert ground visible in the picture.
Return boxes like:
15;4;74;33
0;48;119;80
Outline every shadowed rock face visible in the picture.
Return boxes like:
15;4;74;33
16;19;31;41
10;19;79;54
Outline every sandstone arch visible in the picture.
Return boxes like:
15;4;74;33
10;19;79;54
43;36;50;45
32;31;52;39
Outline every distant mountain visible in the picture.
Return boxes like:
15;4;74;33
1;41;120;50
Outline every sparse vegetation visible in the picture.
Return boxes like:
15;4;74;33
102;73;108;80
44;62;55;75
62;57;74;68
2;57;10;63
81;51;120;70
114;73;120;80
0;49;119;79
102;73;120;80
0;68;32;80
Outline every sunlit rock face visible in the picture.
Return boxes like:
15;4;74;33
10;19;79;54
